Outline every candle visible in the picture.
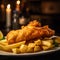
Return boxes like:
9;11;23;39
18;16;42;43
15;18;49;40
1;4;5;21
6;4;11;28
16;0;20;12
1;4;4;12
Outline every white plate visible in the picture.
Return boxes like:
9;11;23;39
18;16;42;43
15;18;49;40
0;47;60;56
0;36;60;56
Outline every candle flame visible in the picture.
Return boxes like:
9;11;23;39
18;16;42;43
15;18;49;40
16;0;20;5
7;4;10;9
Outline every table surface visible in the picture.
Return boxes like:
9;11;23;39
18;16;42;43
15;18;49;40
0;50;60;60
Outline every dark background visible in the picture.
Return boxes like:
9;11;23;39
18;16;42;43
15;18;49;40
0;0;60;36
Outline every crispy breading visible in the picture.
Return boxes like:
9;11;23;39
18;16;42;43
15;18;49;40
7;30;19;44
6;20;55;44
28;20;41;27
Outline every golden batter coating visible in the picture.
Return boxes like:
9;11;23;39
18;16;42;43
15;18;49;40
6;20;55;44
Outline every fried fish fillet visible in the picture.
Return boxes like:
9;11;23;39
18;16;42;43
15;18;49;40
15;25;55;43
6;20;55;44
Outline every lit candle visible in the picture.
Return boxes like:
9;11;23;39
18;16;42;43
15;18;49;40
1;4;5;21
1;4;4;12
6;4;11;28
16;0;20;12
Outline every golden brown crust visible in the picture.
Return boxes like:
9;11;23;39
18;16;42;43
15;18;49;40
28;20;41;27
6;20;55;44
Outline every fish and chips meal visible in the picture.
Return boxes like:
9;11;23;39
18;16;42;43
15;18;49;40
0;20;60;54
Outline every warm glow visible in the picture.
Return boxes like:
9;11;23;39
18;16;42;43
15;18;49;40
1;4;4;9
7;4;10;9
16;0;20;5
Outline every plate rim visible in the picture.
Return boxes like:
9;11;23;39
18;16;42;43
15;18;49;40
0;35;60;56
0;47;60;56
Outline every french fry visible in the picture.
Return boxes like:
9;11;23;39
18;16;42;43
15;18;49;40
34;39;41;46
28;43;35;48
12;48;20;54
0;39;8;46
42;40;52;47
27;43;35;53
19;44;28;53
0;41;26;52
0;42;8;46
27;47;34;53
42;46;50;50
34;46;41;52
42;45;53;50
5;41;26;49
0;39;7;43
47;40;53;44
0;45;11;51
42;40;53;50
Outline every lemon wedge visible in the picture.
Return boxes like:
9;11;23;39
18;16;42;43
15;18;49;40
0;31;3;40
